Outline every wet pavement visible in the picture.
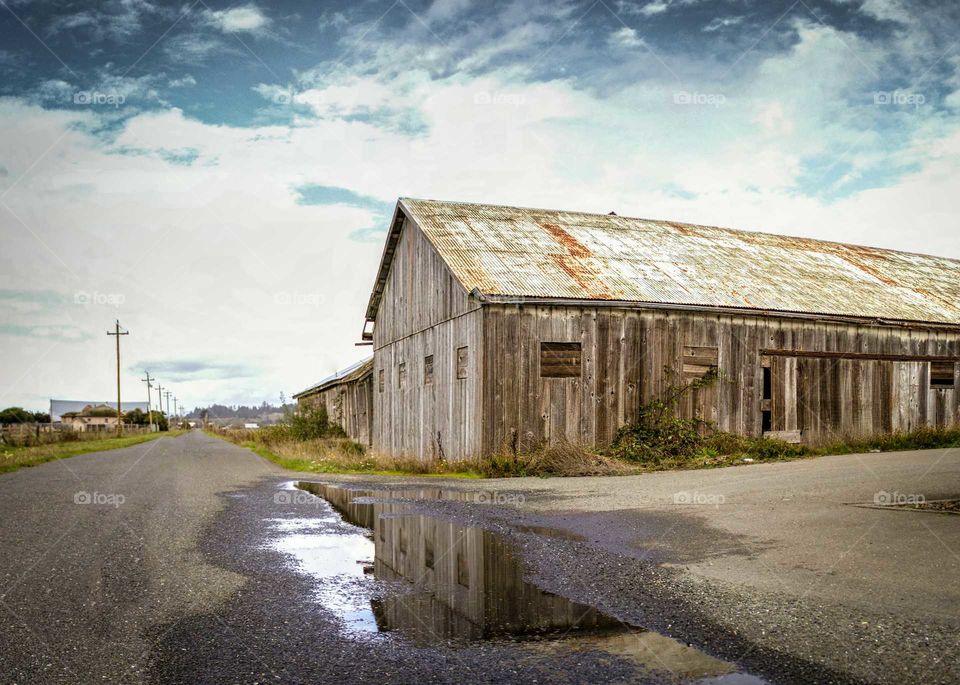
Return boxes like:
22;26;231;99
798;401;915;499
1;432;956;684
285;481;763;683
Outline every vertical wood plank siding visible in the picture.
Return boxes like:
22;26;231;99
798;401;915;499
372;218;483;460
480;304;960;453
297;372;374;446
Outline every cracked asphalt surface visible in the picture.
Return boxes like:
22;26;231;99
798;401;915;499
0;431;957;684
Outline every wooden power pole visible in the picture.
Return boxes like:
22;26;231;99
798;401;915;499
156;383;164;427
107;320;129;436
141;371;155;433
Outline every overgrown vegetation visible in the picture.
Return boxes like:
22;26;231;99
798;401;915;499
607;367;960;470
216;381;960;478
0;431;184;475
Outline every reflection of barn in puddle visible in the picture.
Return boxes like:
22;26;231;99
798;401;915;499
299;482;613;641
296;482;753;682
373;513;616;642
298;482;764;685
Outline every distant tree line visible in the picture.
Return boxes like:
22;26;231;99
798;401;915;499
0;407;51;424
185;401;293;420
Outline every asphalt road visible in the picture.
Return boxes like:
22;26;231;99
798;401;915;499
0;431;275;683
1;431;957;684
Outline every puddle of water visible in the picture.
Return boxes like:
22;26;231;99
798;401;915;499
265;513;379;635
289;482;765;683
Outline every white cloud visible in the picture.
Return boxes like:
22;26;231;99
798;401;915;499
204;4;270;33
46;0;162;40
609;27;643;48
638;1;670;17
703;16;743;32
168;75;197;88
163;33;229;63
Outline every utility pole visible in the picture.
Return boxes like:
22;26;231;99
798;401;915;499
172;397;178;424
141;371;155;433
156;383;164;428
106;320;129;436
164;390;172;420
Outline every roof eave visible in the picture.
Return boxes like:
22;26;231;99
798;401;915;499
475;293;960;330
364;201;407;323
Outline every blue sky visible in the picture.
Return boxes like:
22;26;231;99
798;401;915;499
1;0;959;411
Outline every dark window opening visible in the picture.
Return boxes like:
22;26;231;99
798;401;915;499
762;410;772;433
456;552;470;587
931;361;956;389
424;538;434;569
456;346;468;379
540;342;582;378
424;355;434;385
762;366;772;400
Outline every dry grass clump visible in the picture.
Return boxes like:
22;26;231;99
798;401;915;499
481;440;635;477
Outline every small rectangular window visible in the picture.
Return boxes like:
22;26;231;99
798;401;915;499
456;346;468;379
424;355;434;385
762;366;772;401
398;362;406;389
540;342;582;378
931;361;956;389
378;369;384;393
683;345;719;379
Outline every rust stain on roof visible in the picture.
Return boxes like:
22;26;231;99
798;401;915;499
390;198;960;326
835;253;900;287
666;221;697;236
539;221;592;257
549;254;612;300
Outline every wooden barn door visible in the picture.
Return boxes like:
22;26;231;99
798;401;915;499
761;355;800;441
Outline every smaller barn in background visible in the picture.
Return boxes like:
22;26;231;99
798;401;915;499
293;357;374;446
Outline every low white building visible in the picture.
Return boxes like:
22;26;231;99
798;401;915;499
60;404;122;432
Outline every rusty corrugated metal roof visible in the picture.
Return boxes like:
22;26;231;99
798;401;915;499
389;198;960;326
293;356;373;399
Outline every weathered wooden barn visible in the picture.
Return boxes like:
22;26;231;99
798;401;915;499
363;198;960;460
293;357;374;446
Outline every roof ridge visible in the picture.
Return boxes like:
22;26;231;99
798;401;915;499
399;197;960;265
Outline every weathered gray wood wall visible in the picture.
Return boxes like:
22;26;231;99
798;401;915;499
372;217;483;460
369;213;959;459
481;304;960;452
298;374;374;446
